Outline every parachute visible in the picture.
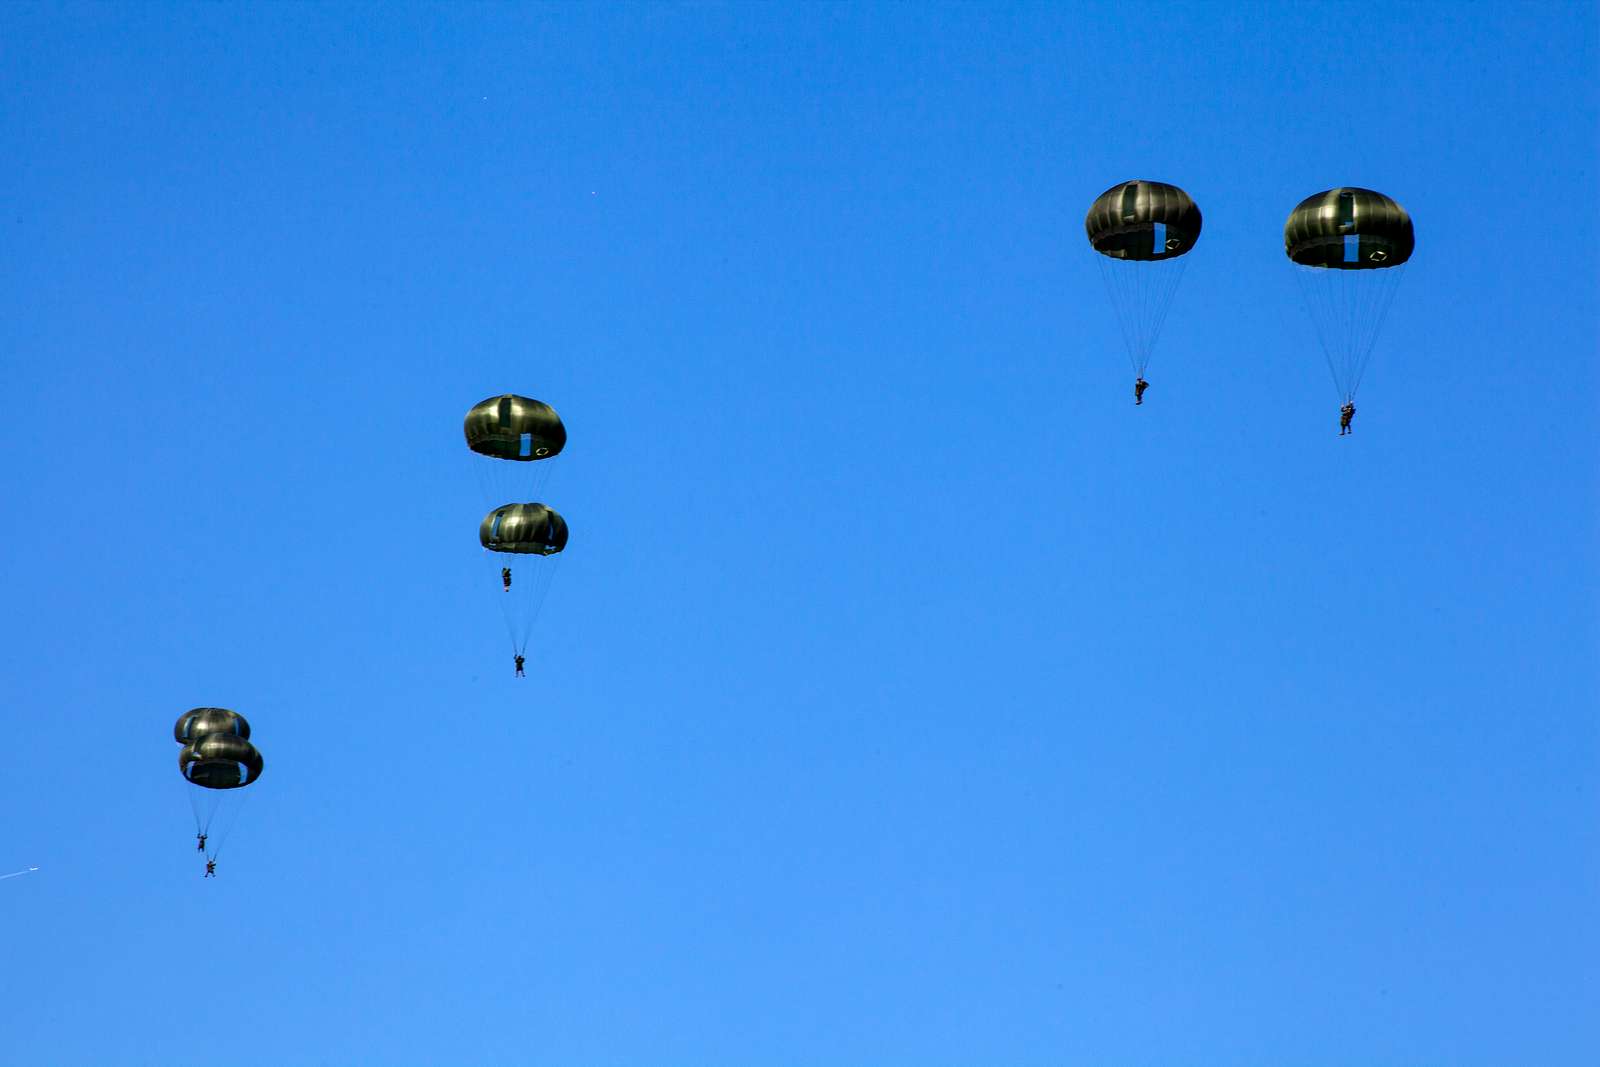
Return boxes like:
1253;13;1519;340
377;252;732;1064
464;394;566;506
481;502;569;556
175;707;263;864
1085;180;1202;379
480;503;568;657
1284;187;1414;402
465;394;571;663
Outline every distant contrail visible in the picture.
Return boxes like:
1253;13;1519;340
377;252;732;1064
0;867;39;882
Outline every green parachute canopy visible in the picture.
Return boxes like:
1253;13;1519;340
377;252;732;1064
465;393;566;509
464;394;567;461
480;503;569;555
1285;187;1414;269
1085;180;1203;262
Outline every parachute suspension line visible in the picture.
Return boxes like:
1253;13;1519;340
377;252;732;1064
489;551;563;658
1295;266;1350;401
1096;256;1143;375
516;553;562;658
471;460;494;511
491;552;521;654
186;777;204;834
1140;256;1188;376
1096;255;1188;377
204;786;253;863
1346;265;1406;399
472;455;558;513
186;775;224;837
502;601;519;655
1295;264;1407;402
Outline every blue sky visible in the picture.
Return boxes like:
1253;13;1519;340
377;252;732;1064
0;3;1595;1064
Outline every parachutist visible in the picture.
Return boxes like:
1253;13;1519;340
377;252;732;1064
1134;377;1149;405
204;860;217;878
514;653;526;678
502;567;512;592
196;833;207;852
1339;401;1355;436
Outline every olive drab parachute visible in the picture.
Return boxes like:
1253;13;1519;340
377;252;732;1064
466;393;571;664
175;707;263;865
464;394;566;506
1085;180;1202;380
481;503;569;555
1284;187;1414;402
464;394;567;459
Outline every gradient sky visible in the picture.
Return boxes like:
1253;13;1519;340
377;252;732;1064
1;3;1596;1065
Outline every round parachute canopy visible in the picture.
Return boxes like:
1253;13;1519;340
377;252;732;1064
180;733;264;790
481;503;568;555
1085;180;1202;261
464;395;567;462
1284;187;1413;269
174;707;250;745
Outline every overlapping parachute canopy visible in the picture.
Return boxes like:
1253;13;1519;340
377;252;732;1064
176;707;263;862
1086;180;1202;377
1285;187;1413;401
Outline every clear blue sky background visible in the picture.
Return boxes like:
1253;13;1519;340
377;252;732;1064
1;3;1595;1064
